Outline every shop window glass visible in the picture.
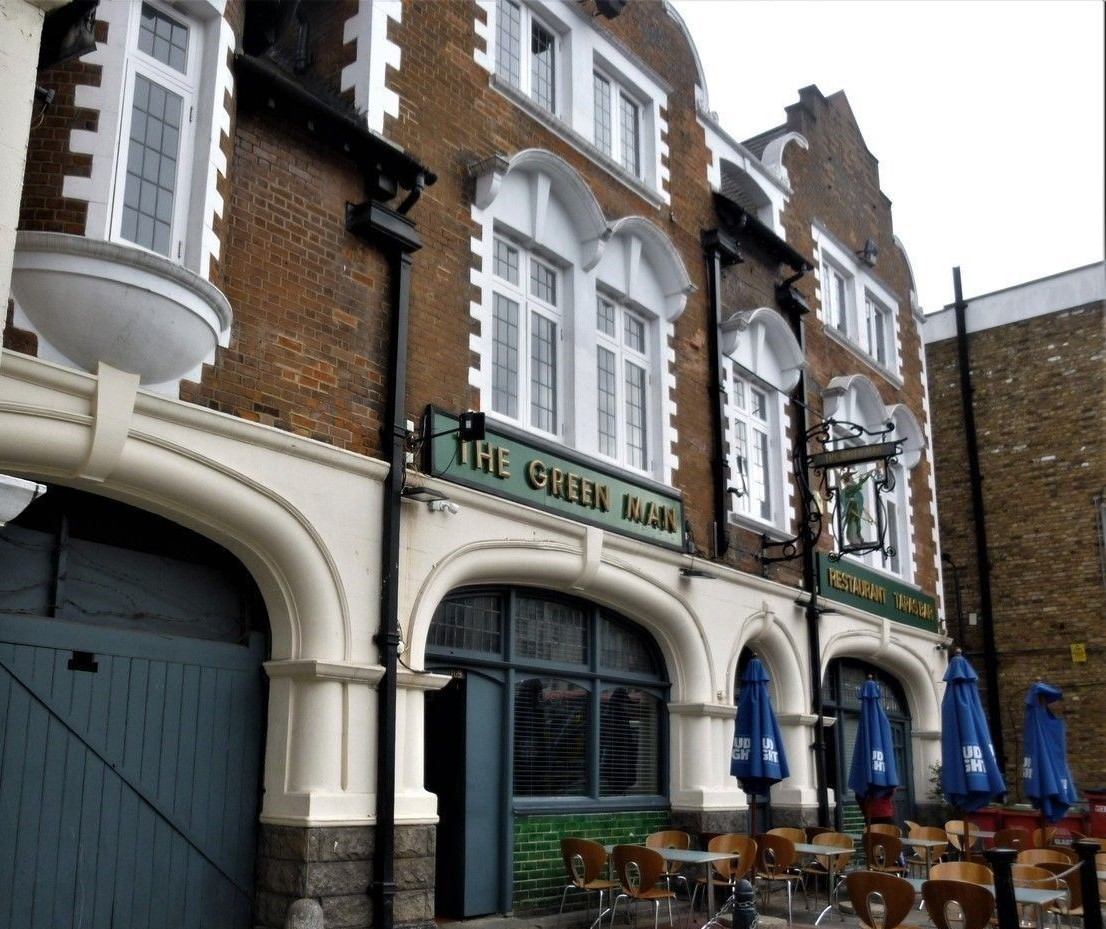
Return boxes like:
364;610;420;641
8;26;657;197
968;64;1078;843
600;686;660;795
514;677;588;796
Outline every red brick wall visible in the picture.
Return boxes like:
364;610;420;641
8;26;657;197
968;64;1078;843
928;300;1106;789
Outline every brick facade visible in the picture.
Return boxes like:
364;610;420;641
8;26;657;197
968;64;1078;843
926;282;1106;792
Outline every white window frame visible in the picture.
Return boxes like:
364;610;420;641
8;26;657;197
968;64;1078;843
592;68;642;179
815;225;901;378
595;292;652;473
495;0;560;116
729;368;784;529
490;234;563;439
108;0;200;262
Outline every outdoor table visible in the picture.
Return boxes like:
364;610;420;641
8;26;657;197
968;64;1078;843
603;845;740;918
905;875;1067;927
900;836;947;874
798;842;859;926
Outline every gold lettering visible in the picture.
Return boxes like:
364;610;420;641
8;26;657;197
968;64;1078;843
495;447;510;479
567;473;580;503
581;479;594;508
527;459;547;489
596;484;611;512
459;437;470;465
551;468;564;498
624;495;644;523
664;507;678;533
475;441;494;472
646;501;659;528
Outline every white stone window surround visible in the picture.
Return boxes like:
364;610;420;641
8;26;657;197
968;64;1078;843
595;289;651;472
813;223;904;384
823;374;925;584
719;307;805;535
700;114;801;238
62;0;233;283
340;0;402;135
474;0;670;206
469;150;692;485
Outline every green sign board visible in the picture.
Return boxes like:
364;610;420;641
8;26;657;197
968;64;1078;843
427;409;684;550
817;554;938;632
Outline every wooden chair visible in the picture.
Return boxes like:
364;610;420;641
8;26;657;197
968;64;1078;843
930;861;993;885
1032;827;1057;849
1017;848;1075;866
906;826;949;877
1010;864;1061;928
755;833;805;924
646;829;692;898
846;871;917;929
994;828;1032;852
689;834;756;914
801;832;855;909
922;879;996;929
559;838;618;921
868;823;903;838
865;832;907;875
611;845;677;929
905;820;923;834
805;825;835;843
945;821;984;862
1037;860;1083;927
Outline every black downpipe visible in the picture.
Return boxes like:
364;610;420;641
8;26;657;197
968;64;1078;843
780;287;831;828
348;200;423;929
953;267;1005;770
702;230;739;557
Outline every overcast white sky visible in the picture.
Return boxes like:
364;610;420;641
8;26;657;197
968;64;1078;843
670;0;1105;313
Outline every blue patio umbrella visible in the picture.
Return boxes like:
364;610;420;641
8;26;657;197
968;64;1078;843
848;677;899;823
731;657;789;833
940;653;1006;812
1022;681;1079;823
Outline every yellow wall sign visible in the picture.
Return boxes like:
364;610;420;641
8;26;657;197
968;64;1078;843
1071;643;1087;663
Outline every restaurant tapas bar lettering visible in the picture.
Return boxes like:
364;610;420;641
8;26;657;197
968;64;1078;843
817;554;938;632
429;409;684;549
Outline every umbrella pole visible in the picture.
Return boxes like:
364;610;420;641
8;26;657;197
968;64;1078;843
749;794;757;836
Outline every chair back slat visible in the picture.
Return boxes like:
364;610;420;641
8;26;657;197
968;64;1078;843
613;845;667;899
706;834;756;882
846;871;916;929
561;837;606;886
922;879;996;929
929;861;992;885
756;833;796;875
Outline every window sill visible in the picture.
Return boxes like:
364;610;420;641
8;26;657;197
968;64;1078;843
822;325;904;388
839;551;916;588
728;509;788;541
513;795;669;815
489;76;665;209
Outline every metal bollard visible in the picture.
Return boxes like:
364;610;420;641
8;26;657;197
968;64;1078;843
984;847;1019;929
732;879;759;929
1074;839;1103;929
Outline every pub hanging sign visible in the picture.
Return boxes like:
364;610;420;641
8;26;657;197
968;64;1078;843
426;408;684;550
817;553;938;632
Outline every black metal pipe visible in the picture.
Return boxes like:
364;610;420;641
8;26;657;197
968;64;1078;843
701;230;739;557
953;267;1005;769
942;552;966;646
347;201;423;929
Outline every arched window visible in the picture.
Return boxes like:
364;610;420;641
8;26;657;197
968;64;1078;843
427;587;669;803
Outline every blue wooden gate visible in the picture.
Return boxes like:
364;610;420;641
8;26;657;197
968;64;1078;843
0;612;265;928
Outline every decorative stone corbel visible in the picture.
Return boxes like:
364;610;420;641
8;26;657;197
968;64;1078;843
469;153;509;209
77;362;140;482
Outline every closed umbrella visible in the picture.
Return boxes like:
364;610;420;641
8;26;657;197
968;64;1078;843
1022;681;1079;824
848;676;900;828
731;657;789;834
941;653;1006;857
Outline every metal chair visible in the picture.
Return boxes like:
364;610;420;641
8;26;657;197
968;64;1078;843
906;826;949;877
559;838;618;924
945;821;984;862
1017;849;1075;867
922;879;996;929
755;833;806;924
864;833;907;875
1037;861;1084;928
768;827;808;844
868;823;903;838
1010;864;1061;929
1032;828;1058;849
645;829;692;899
845;871;917;929
689;834;756;915
611;845;677;929
930;861;993;885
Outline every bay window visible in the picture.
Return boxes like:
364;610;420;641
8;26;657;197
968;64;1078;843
491;236;561;436
112;2;198;260
596;295;650;471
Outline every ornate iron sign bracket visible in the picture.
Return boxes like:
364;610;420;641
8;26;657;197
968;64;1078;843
761;418;903;568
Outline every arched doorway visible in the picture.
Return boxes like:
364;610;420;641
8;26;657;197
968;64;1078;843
0;484;268;928
823;658;914;831
424;586;669;916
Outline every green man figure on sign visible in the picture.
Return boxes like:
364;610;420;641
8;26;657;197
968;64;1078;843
838;466;874;546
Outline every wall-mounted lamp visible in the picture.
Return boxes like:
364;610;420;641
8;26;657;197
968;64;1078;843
401;485;449;505
856;237;879;267
680;565;717;580
0;474;46;526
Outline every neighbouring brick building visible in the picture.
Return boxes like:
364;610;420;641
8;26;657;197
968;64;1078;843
924;262;1106;796
1;2;946;927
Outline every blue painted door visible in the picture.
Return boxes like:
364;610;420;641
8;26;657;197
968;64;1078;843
0;612;265;928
